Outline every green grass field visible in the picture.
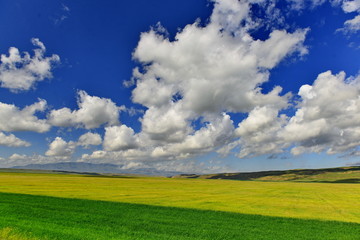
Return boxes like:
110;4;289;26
1;192;359;240
0;171;359;239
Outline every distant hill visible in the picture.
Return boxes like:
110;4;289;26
11;162;181;177
7;163;360;182
172;166;360;183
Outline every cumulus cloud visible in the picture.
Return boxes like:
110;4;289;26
78;132;102;148
0;99;50;133
42;0;359;165
4;153;29;167
0;132;30;147
45;132;102;158
124;0;308;160
283;71;360;155
0;38;60;92
103;125;138;151
210;0;252;33
220;71;360;158
8;153;28;161
234;105;289;158
132;22;305;115
81;149;150;162
64;0;310;164
7;0;359;170
36;0;318;165
150;113;235;159
45;137;76;158
342;0;360;12
140;104;193;143
48;90;122;129
39;132;102;161
0;153;72;168
84;72;360;165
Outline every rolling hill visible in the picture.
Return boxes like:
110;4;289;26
172;166;360;183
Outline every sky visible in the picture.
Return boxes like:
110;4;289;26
0;0;359;173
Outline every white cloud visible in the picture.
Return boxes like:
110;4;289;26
42;133;101;159
80;149;150;163
251;29;309;68
0;132;30;147
0;153;29;168
84;114;238;163
0;38;60;92
282;71;360;155
132;22;305;115
103;125;138;151
45;137;76;157
46;133;102;158
128;0;308;159
81;150;108;160
337;0;360;32
222;71;360;158
210;0;252;34
78;132;102;148
232;105;289;158
236;106;280;137
221;71;360;158
342;0;360;12
9;153;28;160
70;0;310;164
0;153;72;168
6;0;359;169
343;15;360;32
140;104;193;143
80;151;230;174
48;90;122;129
0;99;50;133
151;113;235;159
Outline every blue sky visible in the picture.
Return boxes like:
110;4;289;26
0;0;359;173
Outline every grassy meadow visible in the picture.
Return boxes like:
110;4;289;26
0;172;359;223
1;192;360;240
0;171;359;239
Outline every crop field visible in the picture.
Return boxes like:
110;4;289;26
0;172;359;239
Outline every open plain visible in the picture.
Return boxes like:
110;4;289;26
0;170;359;239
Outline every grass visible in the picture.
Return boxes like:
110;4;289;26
0;192;359;240
0;227;42;240
0;172;359;223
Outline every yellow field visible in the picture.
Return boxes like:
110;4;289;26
0;228;41;240
0;172;359;223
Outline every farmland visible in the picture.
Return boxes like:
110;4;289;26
0;171;359;239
